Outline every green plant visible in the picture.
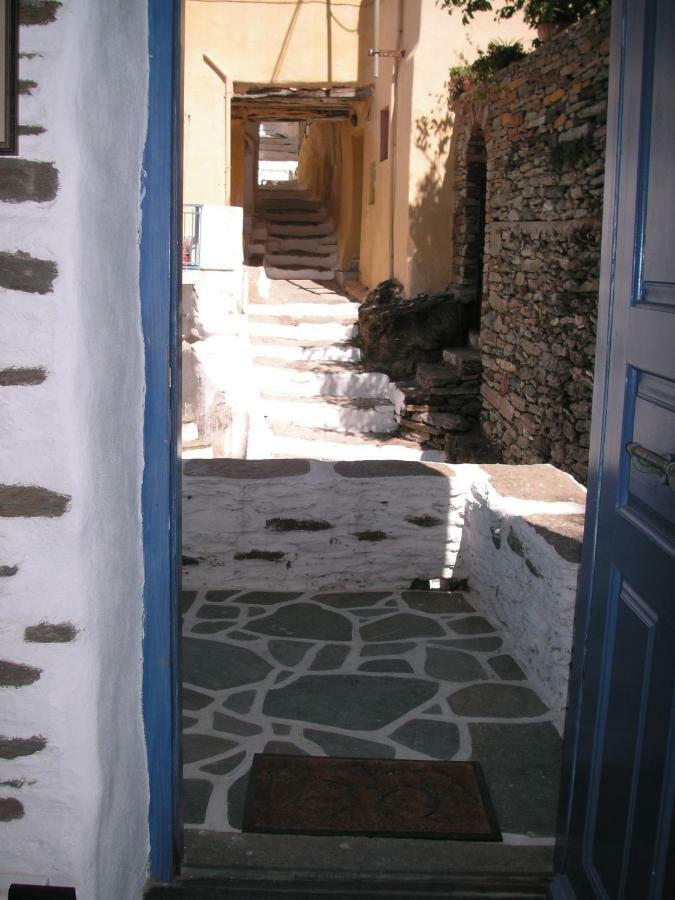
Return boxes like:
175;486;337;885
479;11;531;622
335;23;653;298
448;63;475;99
438;0;610;28
470;40;527;80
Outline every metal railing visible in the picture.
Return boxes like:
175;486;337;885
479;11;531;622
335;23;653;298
182;204;202;268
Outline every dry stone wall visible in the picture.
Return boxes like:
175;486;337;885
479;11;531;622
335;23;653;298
452;10;610;481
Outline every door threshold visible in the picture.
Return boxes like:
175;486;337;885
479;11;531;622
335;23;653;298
165;829;554;897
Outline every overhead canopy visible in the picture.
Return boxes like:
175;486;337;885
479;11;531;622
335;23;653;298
232;83;372;121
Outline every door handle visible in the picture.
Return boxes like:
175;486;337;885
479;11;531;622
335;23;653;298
625;442;675;490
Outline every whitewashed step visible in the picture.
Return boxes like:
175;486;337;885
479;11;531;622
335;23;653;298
268;221;334;238
266;250;338;268
182;444;214;460
250;337;362;362
248;302;357;320
261;393;396;433
265;265;334;281
253;359;390;398
265;209;327;224
265;422;445;462
248;319;357;342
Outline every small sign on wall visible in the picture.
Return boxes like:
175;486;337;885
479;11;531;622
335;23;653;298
0;0;17;155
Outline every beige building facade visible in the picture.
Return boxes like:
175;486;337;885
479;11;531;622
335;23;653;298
183;0;530;294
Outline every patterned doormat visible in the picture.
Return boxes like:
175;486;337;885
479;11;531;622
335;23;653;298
242;755;501;841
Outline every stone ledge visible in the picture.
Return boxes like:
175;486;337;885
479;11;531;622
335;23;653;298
334;460;451;478
0;659;42;687
0;734;46;759
0;366;47;386
0;251;57;294
0;159;58;203
0;484;70;517
524;513;585;564
184;459;310;479
480;464;586;506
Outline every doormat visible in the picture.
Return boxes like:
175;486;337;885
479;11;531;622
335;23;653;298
242;755;501;841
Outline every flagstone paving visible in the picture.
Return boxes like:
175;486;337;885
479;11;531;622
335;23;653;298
182;588;562;838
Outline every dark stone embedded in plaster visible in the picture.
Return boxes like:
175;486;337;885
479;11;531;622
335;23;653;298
272;723;291;735
526;558;542;578
0;484;70;518
402;591;474;615
305;729;395;759
432;636;503;652
0;734;46;759
0;660;41;688
490;525;502;549
507;528;524;557
447;616;495;636
0;779;30;788
264;741;308;756
390;720;460;759
19;1;62;27
182;591;197;614
263;675;438;730
18;79;37;95
449;684;548;718
405;515;444;528
0;367;46;386
213;712;262;737
183;779;213;825
361;613;444;642
334;460;446;478
183;687;213;711
228;631;259;641
489;655;527;681
0;159;58;203
353;530;388;542
246;604;352;642
24;621;77;643
191;622;233;635
0;251;57;294
425;647;486;683
265;517;332;532
235;591;302;605
469;722;562;836
195;604;239;621
182;715;198;729
183;733;238;764
18;124;46;136
0;565;18;577
524;513;585;564
481;465;586;506
0;797;24;821
310;644;350;671
201;750;246;776
222;690;256;714
313;591;391;608
184;458;310;479
234;549;285;562
182;555;200;566
183;638;272;691
205;590;239;602
361;641;416;657
269;640;312;667
359;659;414;674
228;771;250;829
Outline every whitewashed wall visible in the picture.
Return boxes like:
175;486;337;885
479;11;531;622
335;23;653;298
0;3;149;898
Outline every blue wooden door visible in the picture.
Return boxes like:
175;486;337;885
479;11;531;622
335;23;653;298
552;1;675;897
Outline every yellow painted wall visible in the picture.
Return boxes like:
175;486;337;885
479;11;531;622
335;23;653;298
359;0;531;295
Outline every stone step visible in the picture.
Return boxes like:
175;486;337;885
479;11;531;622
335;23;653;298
253;358;390;398
248;302;357;321
182;444;213;460
442;346;482;376
248;318;357;343
266;422;446;462
260;197;321;212
264;209;327;224
248;242;266;256
415;362;462;390
267;236;337;253
264;265;335;281
249;337;362;362
266;249;338;268
260;393;397;433
268;220;334;238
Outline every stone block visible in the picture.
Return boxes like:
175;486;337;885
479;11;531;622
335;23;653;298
0;251;57;294
0;159;58;203
0;660;41;687
0;484;70;517
24;622;78;643
0;734;46;759
0;367;46;386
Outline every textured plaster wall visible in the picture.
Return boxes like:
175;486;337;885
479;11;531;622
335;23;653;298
0;2;148;898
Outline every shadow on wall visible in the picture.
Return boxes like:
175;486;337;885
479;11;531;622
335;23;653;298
408;101;456;295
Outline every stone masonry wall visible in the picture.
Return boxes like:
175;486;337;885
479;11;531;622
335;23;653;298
451;10;610;481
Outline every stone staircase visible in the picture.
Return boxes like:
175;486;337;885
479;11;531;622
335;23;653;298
247;277;444;462
249;186;337;281
392;331;491;457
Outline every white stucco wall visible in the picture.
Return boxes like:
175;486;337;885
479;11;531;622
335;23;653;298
0;3;149;898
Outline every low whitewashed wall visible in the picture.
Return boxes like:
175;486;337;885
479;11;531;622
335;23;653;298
183;460;585;711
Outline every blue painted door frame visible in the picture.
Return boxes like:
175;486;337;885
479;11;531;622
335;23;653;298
141;0;183;882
